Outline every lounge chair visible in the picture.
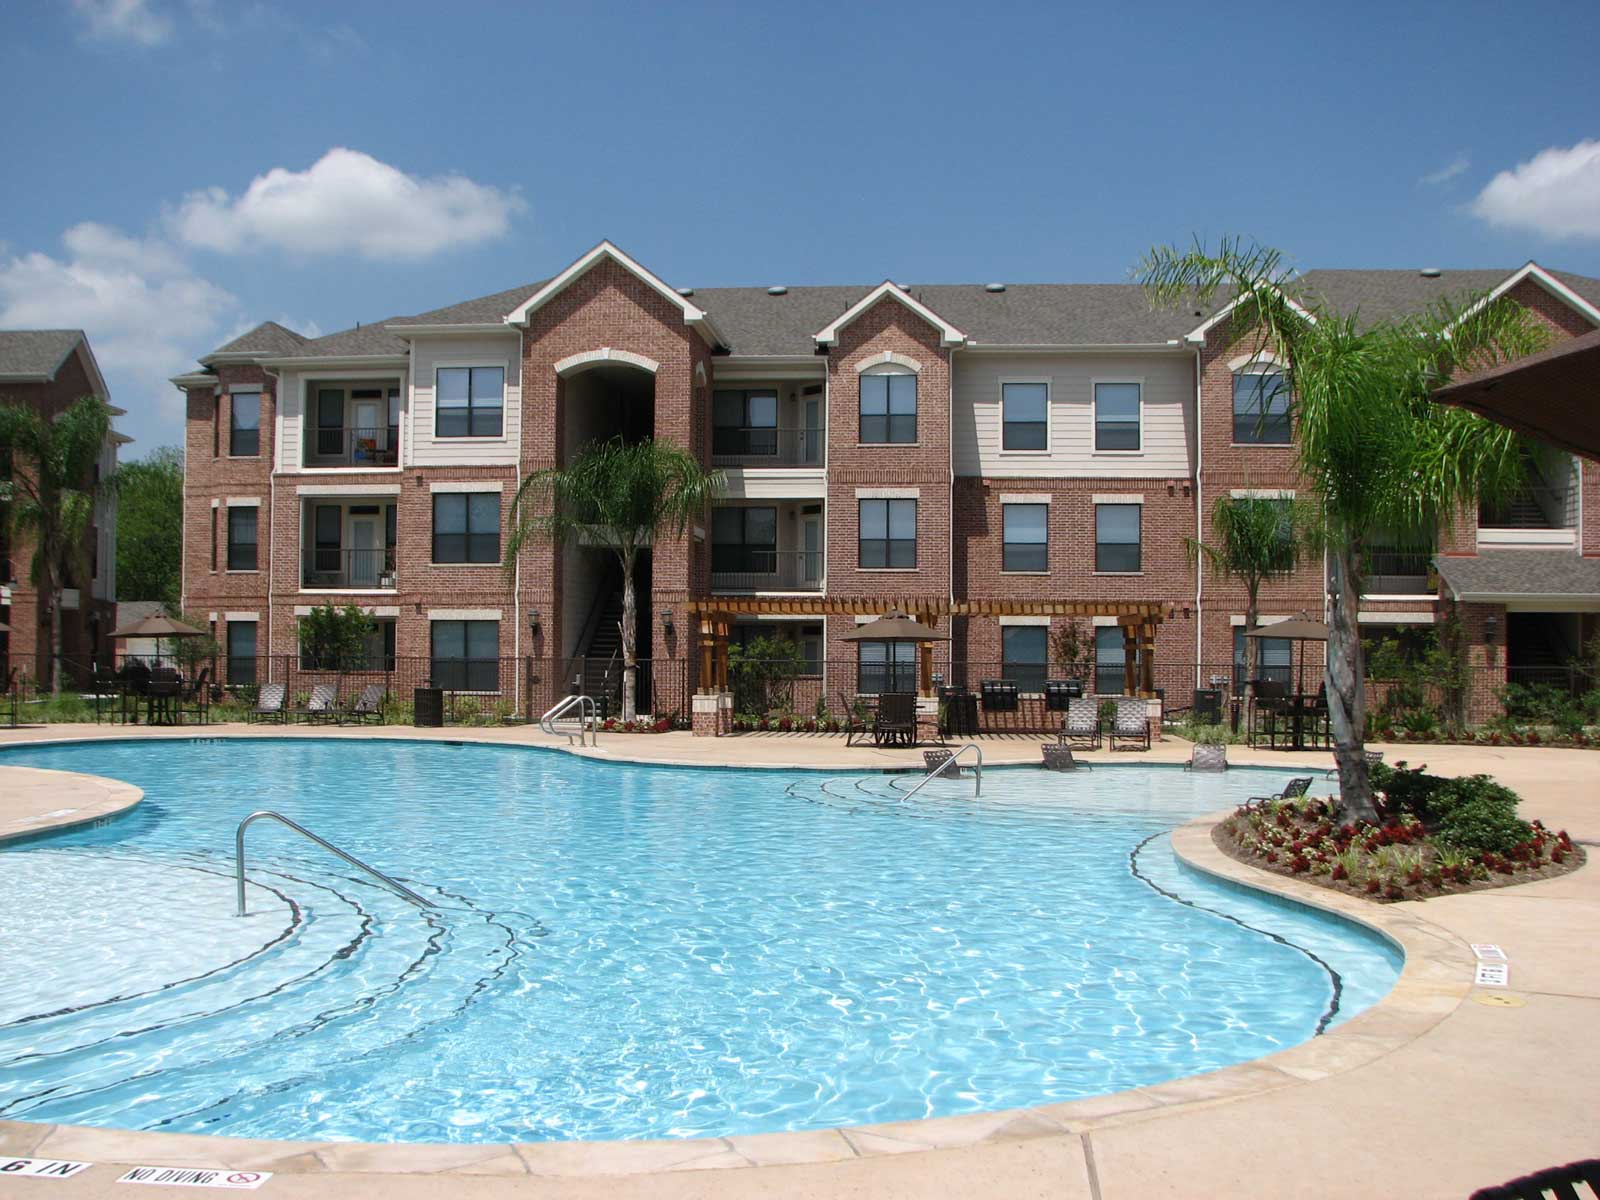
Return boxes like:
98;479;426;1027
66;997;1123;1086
1109;697;1150;751
1184;743;1229;771
247;683;287;724
922;748;961;777
1246;776;1313;808
341;684;385;725
1041;744;1083;771
291;683;339;724
1470;1158;1600;1200
1059;696;1101;750
872;692;918;747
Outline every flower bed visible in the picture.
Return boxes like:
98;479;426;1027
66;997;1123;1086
730;715;844;734
597;716;679;734
1216;762;1583;902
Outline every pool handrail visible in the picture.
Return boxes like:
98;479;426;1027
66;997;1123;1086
541;693;598;746
902;742;982;800
235;809;433;917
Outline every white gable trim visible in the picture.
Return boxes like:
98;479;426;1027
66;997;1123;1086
814;282;966;349
1455;261;1600;329
502;240;727;346
855;350;924;374
553;347;661;377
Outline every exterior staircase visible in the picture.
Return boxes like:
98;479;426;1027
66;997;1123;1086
578;590;624;709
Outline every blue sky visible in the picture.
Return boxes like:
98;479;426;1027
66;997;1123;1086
3;0;1598;456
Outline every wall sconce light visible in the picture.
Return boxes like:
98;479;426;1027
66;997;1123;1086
1483;614;1498;645
661;609;675;635
528;609;541;635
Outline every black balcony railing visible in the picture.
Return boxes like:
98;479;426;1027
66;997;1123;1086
710;426;823;467
1364;550;1433;595
710;549;824;592
302;547;397;590
304;426;399;468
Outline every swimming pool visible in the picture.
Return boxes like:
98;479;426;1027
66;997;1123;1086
0;738;1400;1144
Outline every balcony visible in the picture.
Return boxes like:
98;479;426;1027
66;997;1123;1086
711;549;824;593
302;547;397;590
711;425;823;468
303;426;399;469
1364;550;1434;596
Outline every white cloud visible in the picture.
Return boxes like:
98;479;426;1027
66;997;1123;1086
168;148;525;261
1419;154;1470;187
71;0;174;46
1472;139;1600;241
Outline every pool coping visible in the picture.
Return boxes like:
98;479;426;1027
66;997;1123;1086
0;730;1474;1179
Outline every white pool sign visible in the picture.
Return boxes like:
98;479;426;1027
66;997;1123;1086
1474;962;1510;987
118;1166;272;1189
0;1158;94;1179
1471;943;1507;961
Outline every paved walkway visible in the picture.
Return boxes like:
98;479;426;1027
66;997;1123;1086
0;724;1595;1199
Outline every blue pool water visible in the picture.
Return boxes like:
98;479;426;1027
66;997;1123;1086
0;739;1400;1144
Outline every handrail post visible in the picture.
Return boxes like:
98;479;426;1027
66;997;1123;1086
236;810;432;917
902;742;983;801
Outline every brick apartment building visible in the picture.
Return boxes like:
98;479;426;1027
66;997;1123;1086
172;243;1600;723
1;330;124;678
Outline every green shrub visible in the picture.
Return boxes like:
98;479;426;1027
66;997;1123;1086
1430;774;1532;855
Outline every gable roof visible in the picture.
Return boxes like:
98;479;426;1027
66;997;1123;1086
207;321;311;359
813;281;967;348
194;262;1600;365
0;329;88;380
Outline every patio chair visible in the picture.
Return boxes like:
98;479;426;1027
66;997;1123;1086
1470;1158;1600;1200
872;692;918;747
180;667;213;724
1183;743;1229;771
838;692;875;747
247;683;287;724
1041;744;1083;771
291;683;340;724
1109;697;1150;751
340;683;386;725
922;748;963;777
1058;696;1102;750
1246;776;1313;808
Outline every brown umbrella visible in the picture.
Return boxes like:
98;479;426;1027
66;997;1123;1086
109;614;205;665
839;609;950;641
1243;616;1329;696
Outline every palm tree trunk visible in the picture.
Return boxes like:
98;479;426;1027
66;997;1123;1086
1328;545;1376;823
1242;586;1259;734
619;550;637;722
41;549;61;698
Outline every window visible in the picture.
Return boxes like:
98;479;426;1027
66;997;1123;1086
1001;382;1048;451
436;366;505;438
227;506;258;571
226;620;257;685
1094;382;1141;451
431;620;499;691
799;623;823;677
859;498;916;569
1095;626;1126;695
857;640;917;694
711;506;777;575
230;392;261;456
859;371;916;444
1234;629;1294;689
1095;503;1141;572
1002;626;1048;694
1002;503;1048;572
315;388;344;456
712;389;778;457
1233;371;1292;444
432;493;500;564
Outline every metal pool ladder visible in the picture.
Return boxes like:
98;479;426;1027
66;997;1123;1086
902;743;983;800
235;810;432;917
541;693;599;746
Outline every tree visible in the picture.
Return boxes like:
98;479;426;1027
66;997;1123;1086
0;395;115;694
1141;239;1546;822
115;446;184;606
298;603;376;670
1187;493;1302;724
506;438;722;720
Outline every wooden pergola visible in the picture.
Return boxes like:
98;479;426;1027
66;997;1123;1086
686;597;1169;698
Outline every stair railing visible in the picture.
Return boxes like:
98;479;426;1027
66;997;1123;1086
236;810;431;917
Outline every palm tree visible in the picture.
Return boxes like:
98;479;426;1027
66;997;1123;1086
1141;239;1546;822
506;437;722;721
0;395;115;695
1187;493;1301;726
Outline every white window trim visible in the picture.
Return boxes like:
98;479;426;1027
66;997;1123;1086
998;615;1051;627
1229;362;1293;447
1091;377;1144;455
296;483;403;497
428;609;502;622
1230;614;1296;626
1230;488;1296;499
999;493;1051;506
1093;498;1142;575
433;360;512;444
224;611;260;622
224;496;262;507
855;486;920;499
1091;493;1144;506
428;481;504;494
998;377;1052;455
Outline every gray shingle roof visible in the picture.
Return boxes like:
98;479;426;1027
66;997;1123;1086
201;265;1600;363
0;329;84;379
209;321;310;357
1435;550;1600;602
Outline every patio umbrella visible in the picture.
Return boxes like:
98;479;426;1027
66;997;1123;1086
1243;616;1328;696
109;613;205;666
839;609;950;641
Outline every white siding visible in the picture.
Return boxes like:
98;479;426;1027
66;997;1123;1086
952;352;1195;478
409;334;522;468
275;366;410;471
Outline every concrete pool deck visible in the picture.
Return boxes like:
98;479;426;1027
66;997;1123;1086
0;723;1595;1199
